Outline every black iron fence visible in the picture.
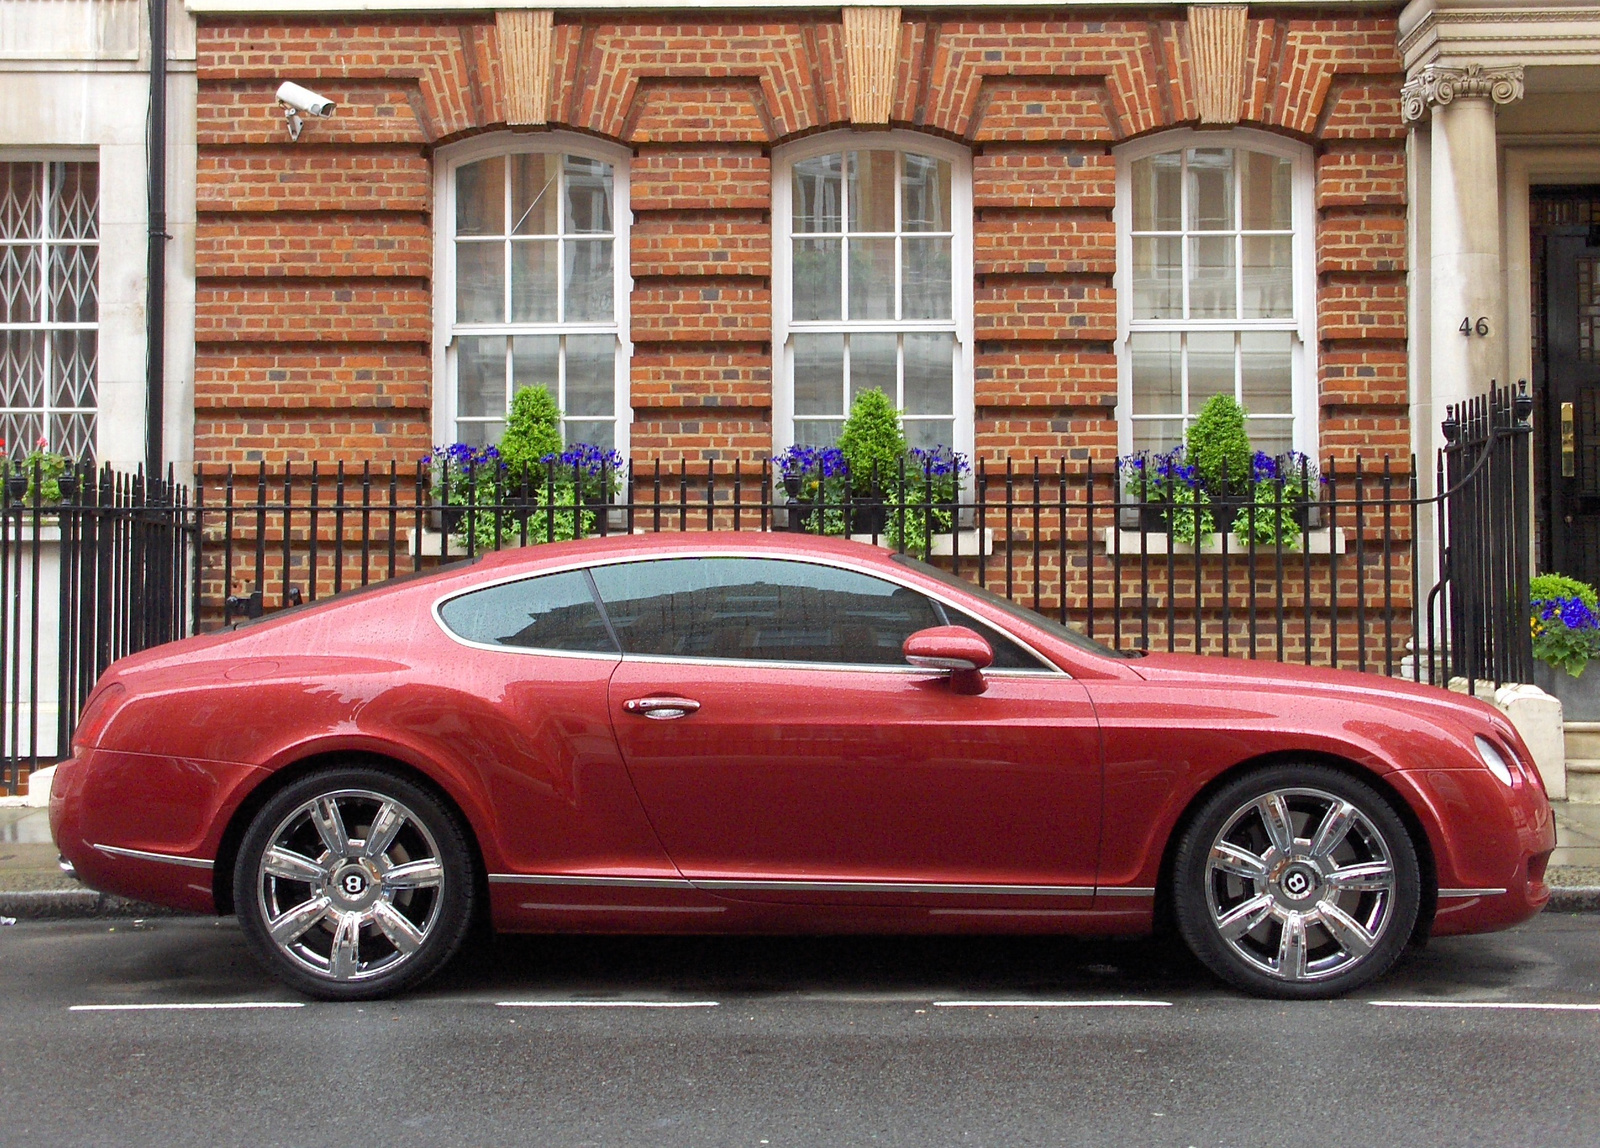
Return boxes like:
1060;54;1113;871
0;386;1533;794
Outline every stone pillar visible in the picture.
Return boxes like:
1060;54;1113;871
1402;63;1524;466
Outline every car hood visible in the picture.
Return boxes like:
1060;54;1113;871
1124;652;1507;733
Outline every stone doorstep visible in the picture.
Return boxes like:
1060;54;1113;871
1565;759;1600;804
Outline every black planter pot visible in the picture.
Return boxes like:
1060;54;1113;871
1118;503;1171;533
850;496;887;536
788;498;816;533
427;505;466;534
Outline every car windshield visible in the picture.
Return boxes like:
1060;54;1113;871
890;553;1133;659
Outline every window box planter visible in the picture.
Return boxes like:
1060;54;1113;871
1533;662;1600;721
1101;526;1346;556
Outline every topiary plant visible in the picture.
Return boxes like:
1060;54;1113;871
1185;394;1254;495
836;389;909;496
498;384;565;484
1531;572;1598;610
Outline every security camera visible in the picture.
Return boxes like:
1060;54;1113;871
276;81;335;141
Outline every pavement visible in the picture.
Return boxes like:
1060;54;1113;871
4;799;1599;919
3;913;1600;1146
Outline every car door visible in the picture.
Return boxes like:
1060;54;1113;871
594;555;1103;908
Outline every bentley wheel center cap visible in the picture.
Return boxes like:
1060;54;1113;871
330;863;377;906
1279;863;1319;902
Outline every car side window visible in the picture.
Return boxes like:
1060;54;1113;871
438;570;617;654
938;608;1053;672
589;557;944;665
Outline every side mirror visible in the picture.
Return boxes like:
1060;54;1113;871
903;625;993;694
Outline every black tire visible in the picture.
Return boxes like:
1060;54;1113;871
1172;764;1421;999
233;766;477;1000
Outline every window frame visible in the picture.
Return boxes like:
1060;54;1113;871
0;152;100;462
1112;127;1318;458
432;131;633;454
772;130;975;458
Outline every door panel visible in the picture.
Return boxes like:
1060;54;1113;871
1544;232;1600;585
607;659;1103;904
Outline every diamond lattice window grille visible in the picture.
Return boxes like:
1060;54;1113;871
0;161;97;462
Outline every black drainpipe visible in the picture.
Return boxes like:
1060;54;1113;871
145;0;167;474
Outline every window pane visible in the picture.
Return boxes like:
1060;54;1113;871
792;237;842;321
901;154;950;232
848;237;895;320
793;153;842;233
509;153;558;236
1247;418;1293;459
1131;418;1182;456
793;419;841;448
508;239;556;323
0;244;40;324
1130;331;1181;415
1131;153;1181;231
590;557;944;665
456;241;505;323
50;329;95;411
565;419;614;450
456;336;507;418
904;418;953;451
1188;235;1236;318
848;151;897;233
901;237;951;320
439;571;616;653
565;333;614;418
563;239;614;322
1188;330;1235;407
1132;236;1180;319
1187;148;1234;231
511;333;559;393
794;333;844;416
49;243;97;324
50;410;93;461
456;419;504;447
564;156;613;234
1241;151;1292;231
849;332;897;407
48;162;97;241
1;330;43;408
0;164;41;239
904;332;954;416
1241;235;1293;319
456;157;504;236
1240;331;1293;414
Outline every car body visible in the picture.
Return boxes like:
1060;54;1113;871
51;533;1555;998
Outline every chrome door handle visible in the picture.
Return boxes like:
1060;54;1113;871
622;696;701;720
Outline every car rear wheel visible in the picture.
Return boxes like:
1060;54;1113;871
1172;764;1421;999
234;767;476;1000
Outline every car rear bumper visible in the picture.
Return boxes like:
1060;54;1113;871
50;746;269;914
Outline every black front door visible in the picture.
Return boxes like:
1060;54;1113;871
1544;229;1600;585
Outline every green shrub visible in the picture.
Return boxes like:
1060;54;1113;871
1185;394;1253;494
498;385;565;482
1531;573;1598;610
837;389;908;495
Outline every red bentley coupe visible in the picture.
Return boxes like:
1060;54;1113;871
52;533;1554;999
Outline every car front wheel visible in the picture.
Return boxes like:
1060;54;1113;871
234;767;476;1000
1172;764;1421;999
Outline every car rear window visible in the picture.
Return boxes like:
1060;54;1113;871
438;569;618;654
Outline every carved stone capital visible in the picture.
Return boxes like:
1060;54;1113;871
1401;63;1525;123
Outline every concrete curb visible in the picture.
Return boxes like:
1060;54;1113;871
0;889;197;920
3;888;1599;921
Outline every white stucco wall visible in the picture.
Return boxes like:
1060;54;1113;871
0;0;196;474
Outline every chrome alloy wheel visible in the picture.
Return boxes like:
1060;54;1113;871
254;789;445;984
1204;787;1398;983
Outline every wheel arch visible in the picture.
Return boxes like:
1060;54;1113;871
211;749;491;922
1149;749;1439;943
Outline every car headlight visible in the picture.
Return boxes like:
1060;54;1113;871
1475;735;1514;787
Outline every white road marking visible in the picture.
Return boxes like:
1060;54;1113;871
495;1000;720;1009
70;1002;306;1012
1370;1001;1600;1012
933;1000;1173;1008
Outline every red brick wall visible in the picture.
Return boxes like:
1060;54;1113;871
192;9;1408;469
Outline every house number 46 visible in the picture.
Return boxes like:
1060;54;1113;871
1459;317;1490;336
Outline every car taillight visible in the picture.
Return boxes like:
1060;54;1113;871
71;682;125;750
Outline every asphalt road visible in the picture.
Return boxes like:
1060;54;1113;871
2;914;1599;1148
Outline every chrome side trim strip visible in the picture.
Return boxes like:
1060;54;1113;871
490;873;1155;899
692;878;1095;897
1437;887;1508;898
516;902;727;914
92;844;214;870
488;873;694;889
